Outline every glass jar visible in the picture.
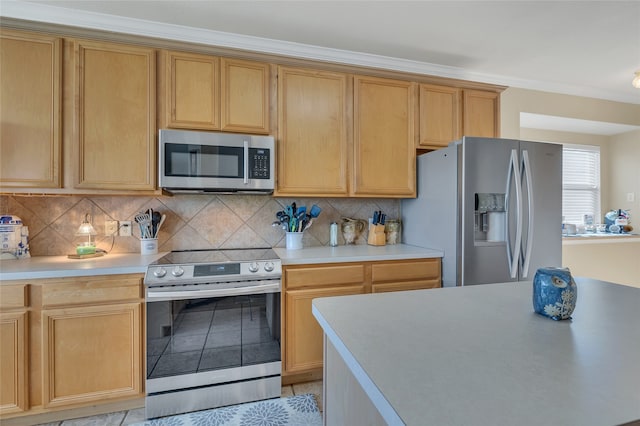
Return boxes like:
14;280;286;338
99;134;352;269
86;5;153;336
385;220;401;245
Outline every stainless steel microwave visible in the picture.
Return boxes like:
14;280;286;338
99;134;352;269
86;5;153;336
159;129;275;194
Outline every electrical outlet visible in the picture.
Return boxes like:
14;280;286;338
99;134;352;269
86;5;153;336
627;192;635;202
120;221;132;237
105;220;118;236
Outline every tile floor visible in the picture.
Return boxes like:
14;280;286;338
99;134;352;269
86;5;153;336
35;380;323;426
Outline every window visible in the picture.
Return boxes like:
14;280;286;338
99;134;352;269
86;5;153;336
562;144;601;224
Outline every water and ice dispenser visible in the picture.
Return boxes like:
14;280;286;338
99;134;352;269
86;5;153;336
474;193;506;243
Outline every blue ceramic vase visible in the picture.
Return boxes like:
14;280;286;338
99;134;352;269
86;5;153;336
532;267;577;320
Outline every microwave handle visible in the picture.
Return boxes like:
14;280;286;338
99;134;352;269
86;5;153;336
243;140;249;184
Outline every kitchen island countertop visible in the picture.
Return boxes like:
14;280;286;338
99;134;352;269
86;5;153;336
274;243;442;265
313;278;640;425
0;252;167;281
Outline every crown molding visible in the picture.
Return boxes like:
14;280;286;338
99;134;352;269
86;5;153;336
2;1;639;105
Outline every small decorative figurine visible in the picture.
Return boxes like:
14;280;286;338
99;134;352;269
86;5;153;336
532;267;577;321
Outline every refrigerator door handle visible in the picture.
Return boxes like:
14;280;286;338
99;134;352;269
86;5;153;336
521;149;534;278
505;149;522;279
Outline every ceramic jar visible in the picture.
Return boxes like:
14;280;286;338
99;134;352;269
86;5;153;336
341;218;366;244
532;267;577;320
384;220;401;245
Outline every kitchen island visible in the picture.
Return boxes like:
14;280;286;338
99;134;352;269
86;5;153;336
312;278;640;425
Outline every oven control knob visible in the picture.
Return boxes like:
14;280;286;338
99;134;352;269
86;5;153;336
248;262;259;273
264;262;275;272
172;266;184;277
153;268;167;278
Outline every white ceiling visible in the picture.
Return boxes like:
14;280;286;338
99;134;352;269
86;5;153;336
3;0;640;134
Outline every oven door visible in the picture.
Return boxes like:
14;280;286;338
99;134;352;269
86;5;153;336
145;281;281;417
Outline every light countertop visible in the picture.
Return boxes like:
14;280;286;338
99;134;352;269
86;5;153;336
0;252;167;281
273;244;443;265
313;278;640;425
562;233;639;245
0;244;442;282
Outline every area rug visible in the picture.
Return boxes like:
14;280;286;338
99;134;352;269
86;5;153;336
133;393;322;426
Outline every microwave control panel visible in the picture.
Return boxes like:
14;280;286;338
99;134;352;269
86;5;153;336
249;148;271;179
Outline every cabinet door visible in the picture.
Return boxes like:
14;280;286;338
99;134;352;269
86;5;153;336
0;29;61;188
353;75;416;197
220;58;270;133
163;51;219;129
277;66;351;196
418;84;461;149
0;311;28;415
284;285;364;374
41;302;142;408
74;40;155;190
462;90;500;138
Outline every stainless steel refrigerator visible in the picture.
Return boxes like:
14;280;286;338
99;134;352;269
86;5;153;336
402;137;562;287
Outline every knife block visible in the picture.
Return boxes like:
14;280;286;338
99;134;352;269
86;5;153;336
368;224;386;246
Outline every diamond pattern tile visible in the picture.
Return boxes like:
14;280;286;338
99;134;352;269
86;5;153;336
4;195;400;255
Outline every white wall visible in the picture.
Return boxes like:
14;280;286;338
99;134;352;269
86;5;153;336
501;87;640;224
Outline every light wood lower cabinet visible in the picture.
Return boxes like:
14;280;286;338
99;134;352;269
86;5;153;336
0;275;144;422
41;302;142;408
0;311;28;415
0;284;29;416
282;258;440;382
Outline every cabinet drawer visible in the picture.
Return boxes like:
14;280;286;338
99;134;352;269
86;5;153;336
371;259;440;283
372;279;441;293
285;264;365;290
0;285;28;310
42;276;142;308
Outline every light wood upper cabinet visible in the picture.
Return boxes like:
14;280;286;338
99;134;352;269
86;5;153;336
462;89;500;138
353;75;416;197
276;66;351;196
73;39;156;190
160;50;219;129
0;29;62;188
418;85;500;149
418;83;461;149
159;51;270;133
220;57;270;133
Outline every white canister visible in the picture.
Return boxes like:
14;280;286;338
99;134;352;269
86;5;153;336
330;222;338;247
141;238;158;255
285;232;303;250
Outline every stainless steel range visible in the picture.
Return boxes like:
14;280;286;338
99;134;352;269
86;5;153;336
144;248;282;419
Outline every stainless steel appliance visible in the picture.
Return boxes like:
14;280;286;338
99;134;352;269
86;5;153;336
144;248;282;419
159;129;275;194
402;137;562;287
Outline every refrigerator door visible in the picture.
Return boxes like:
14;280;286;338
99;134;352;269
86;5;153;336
518;141;563;279
461;137;520;285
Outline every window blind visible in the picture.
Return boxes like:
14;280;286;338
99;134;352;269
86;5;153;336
562;144;600;224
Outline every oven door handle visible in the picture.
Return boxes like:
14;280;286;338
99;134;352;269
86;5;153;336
146;282;280;301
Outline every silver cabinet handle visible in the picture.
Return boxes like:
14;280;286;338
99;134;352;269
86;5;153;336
147;282;280;302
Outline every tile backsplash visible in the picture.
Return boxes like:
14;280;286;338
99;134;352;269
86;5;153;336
0;195;400;256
